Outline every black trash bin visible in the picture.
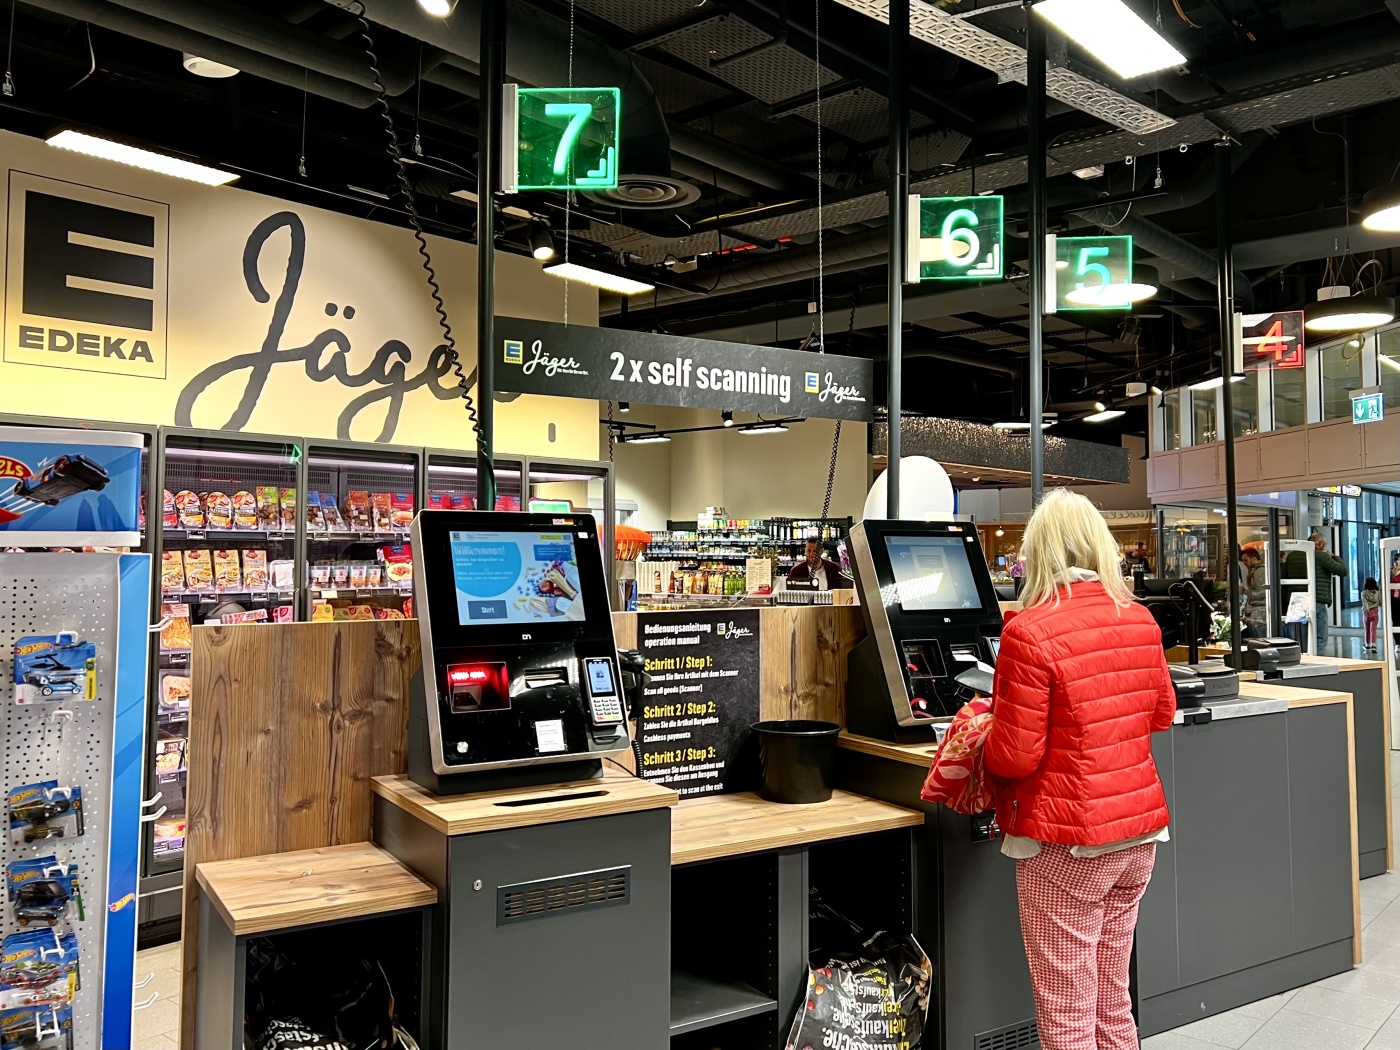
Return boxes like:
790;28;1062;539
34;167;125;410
753;720;841;804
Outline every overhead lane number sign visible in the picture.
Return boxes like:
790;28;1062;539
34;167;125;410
503;85;620;192
906;195;1004;282
1238;311;1305;371
1046;234;1134;313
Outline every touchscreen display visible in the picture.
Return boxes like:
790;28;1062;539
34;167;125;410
882;534;983;612
450;531;587;625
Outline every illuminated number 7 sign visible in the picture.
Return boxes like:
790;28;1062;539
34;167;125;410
503;85;621;192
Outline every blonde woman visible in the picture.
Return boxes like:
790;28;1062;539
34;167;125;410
985;489;1176;1050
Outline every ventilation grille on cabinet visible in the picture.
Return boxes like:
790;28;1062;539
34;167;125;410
497;866;631;925
974;1019;1040;1050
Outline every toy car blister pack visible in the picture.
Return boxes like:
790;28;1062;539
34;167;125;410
6;785;83;848
6;859;81;928
0;929;78;1011
0;1002;72;1050
12;634;95;705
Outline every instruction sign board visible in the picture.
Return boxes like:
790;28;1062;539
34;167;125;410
636;609;761;798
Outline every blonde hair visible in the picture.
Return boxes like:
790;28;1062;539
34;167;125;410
1018;489;1134;609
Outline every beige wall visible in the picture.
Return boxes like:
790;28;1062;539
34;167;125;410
610;407;869;529
0;128;598;456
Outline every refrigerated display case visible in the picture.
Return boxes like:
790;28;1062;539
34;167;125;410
425;448;525;513
304;441;421;622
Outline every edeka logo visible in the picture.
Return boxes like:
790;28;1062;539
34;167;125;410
3;171;169;378
804;371;820;395
504;339;524;365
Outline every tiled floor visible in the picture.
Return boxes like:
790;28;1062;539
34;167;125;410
133;748;1400;1050
1142;752;1400;1050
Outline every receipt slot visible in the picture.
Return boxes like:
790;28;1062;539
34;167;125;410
846;520;1004;742
407;510;633;794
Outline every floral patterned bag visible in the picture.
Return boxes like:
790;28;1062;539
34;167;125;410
919;696;995;815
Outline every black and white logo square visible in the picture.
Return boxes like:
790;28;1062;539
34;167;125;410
5;171;169;377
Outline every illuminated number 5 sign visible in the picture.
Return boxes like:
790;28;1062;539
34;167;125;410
905;195;1005;282
503;85;621;192
1046;234;1135;313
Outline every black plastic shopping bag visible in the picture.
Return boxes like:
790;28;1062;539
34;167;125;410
785;930;932;1050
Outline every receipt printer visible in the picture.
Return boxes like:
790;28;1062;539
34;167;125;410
407;510;632;795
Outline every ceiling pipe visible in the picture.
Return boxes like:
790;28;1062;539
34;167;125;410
18;0;381;106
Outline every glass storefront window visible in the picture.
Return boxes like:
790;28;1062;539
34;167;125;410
1159;391;1181;450
1230;371;1258;436
1319;339;1364;420
1379;327;1400;407
1191;387;1217;444
1270;365;1306;429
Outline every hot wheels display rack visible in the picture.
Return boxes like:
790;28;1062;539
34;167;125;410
0;553;151;1050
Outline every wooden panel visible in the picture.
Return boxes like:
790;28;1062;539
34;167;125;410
1233;434;1260;487
1149;451;1181;497
372;771;677;836
1258;428;1309;482
1308;419;1364;475
670;789;923;865
1364;412;1400;469
180;620;419;1048
1179;445;1219;490
838;732;938;768
196;843;436;937
1237;682;1351;709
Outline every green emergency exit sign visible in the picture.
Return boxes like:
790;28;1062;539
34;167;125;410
1046;234;1135;313
1353;391;1384;424
905;195;1005;282
503;85;620;192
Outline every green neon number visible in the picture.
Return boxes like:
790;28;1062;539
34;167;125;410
1075;246;1112;294
941;208;981;269
544;102;593;176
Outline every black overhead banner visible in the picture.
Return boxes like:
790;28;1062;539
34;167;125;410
493;317;874;422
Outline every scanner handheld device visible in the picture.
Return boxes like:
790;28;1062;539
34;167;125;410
407;510;631;794
845;520;1003;742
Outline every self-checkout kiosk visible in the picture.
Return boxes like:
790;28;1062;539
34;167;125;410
845;519;1004;742
407;509;633;793
377;509;673;1050
837;520;1041;1050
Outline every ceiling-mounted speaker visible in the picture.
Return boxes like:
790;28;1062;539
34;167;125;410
1125;381;1148;398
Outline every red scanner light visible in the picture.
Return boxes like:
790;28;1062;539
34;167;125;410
449;667;491;684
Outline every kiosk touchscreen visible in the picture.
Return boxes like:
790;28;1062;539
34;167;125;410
846;520;1003;742
408;510;631;794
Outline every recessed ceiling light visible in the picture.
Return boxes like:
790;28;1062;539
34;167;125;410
47;130;237;186
544;262;654;296
1033;0;1187;79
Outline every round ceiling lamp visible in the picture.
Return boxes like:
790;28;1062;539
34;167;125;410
529;227;556;261
1062;263;1159;308
417;0;457;15
1305;285;1395;333
182;54;240;78
1362;182;1400;232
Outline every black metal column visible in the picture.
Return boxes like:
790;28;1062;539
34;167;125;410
476;0;503;509
1216;137;1242;664
886;0;908;517
1026;9;1046;504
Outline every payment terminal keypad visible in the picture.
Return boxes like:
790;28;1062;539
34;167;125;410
583;656;625;725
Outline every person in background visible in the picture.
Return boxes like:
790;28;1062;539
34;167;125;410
787;538;842;590
1362;577;1382;653
1311;531;1347;655
1240;548;1266;638
984;490;1176;1050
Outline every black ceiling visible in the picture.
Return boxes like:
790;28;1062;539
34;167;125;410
2;0;1398;445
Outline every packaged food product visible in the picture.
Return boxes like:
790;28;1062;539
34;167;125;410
280;488;297;530
346;605;375;620
403;597;413;617
349;563;367;589
155;737;186;774
385;561;412;584
272;604;295;623
311;603;335;622
175;490;204;529
331;563;351;589
271;559;295;590
320;494;345;531
310;562;331;588
162;489;177;529
389;492;414;529
242;549;269;590
305;492;325;531
183;550;213;591
374;607;406;619
159;604;192;651
229;491;255;529
161;551;184;592
256;486;280;528
345;490;371;530
428;492;450;510
365;564;383;588
160;672;191;710
213;549;242;591
371;492;393;531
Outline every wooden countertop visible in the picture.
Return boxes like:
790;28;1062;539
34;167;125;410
194;843;437;937
372;771;678;836
670;789;923;865
1188;648;1385;675
838;732;939;767
1235;682;1352;709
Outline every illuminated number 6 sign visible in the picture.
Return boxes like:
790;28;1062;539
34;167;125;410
503;85;621;192
905;195;1005;282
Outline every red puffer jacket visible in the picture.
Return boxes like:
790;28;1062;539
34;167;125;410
984;580;1176;846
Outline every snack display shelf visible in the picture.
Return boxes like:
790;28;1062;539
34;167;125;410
307;529;412;543
308;586;413;598
161;589;296;602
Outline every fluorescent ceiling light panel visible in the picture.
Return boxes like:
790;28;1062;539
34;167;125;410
48;130;237;186
1083;409;1126;422
626;433;672;444
1034;0;1186;79
1188;376;1245;391
739;423;790;434
543;262;654;296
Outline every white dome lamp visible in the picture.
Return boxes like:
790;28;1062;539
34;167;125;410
1305;284;1395;334
863;456;956;520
